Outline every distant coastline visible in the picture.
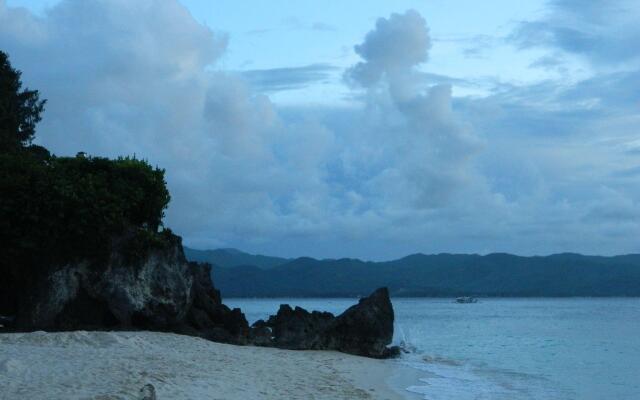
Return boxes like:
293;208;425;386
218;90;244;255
185;247;640;298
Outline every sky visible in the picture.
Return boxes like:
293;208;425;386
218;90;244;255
1;0;639;260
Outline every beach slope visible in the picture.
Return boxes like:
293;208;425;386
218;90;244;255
0;331;415;400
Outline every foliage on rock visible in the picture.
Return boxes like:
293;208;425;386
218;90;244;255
0;50;170;314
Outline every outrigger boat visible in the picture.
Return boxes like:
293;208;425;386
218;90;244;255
455;296;478;304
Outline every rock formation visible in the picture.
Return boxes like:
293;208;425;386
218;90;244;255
14;236;193;331
4;230;397;358
8;231;250;345
325;287;398;357
250;288;399;358
180;262;249;344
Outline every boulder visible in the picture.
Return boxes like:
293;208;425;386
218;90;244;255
253;287;397;358
327;287;397;358
267;305;334;349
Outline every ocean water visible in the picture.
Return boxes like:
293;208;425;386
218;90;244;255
226;297;640;400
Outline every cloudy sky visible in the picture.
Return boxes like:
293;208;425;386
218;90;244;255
2;0;639;259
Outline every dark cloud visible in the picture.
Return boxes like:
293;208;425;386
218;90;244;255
241;63;337;92
510;0;640;64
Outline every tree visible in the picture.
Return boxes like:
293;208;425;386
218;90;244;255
0;50;46;152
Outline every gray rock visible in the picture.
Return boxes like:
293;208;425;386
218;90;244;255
181;263;249;344
15;238;193;330
267;305;334;350
253;287;397;358
327;287;396;358
13;231;250;345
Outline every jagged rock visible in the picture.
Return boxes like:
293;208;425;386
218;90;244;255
253;287;396;358
266;305;334;349
138;383;157;400
8;229;396;358
183;303;249;344
182;262;249;344
12;232;249;345
15;238;193;330
326;287;395;357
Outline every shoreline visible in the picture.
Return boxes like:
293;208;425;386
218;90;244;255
0;330;422;400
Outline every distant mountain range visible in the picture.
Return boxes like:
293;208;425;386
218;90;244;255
184;247;289;269
183;247;640;297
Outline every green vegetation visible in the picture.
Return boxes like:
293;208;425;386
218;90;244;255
0;50;172;314
0;152;170;265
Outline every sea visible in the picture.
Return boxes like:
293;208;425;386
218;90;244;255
226;297;640;400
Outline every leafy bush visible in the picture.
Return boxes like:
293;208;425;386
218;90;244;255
0;151;170;266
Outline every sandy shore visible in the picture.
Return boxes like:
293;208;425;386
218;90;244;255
0;331;421;400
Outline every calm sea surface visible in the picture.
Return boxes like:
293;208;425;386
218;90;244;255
226;297;640;400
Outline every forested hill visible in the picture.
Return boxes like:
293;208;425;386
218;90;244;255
183;247;289;269
184;250;640;297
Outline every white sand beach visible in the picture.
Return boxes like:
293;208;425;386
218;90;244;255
0;331;420;400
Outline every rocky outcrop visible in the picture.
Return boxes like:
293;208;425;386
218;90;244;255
5;230;396;358
15;238;193;330
249;288;398;358
264;306;335;350
325;287;397;358
179;262;249;344
9;231;249;345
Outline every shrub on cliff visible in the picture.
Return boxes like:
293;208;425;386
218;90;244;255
1;153;170;264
